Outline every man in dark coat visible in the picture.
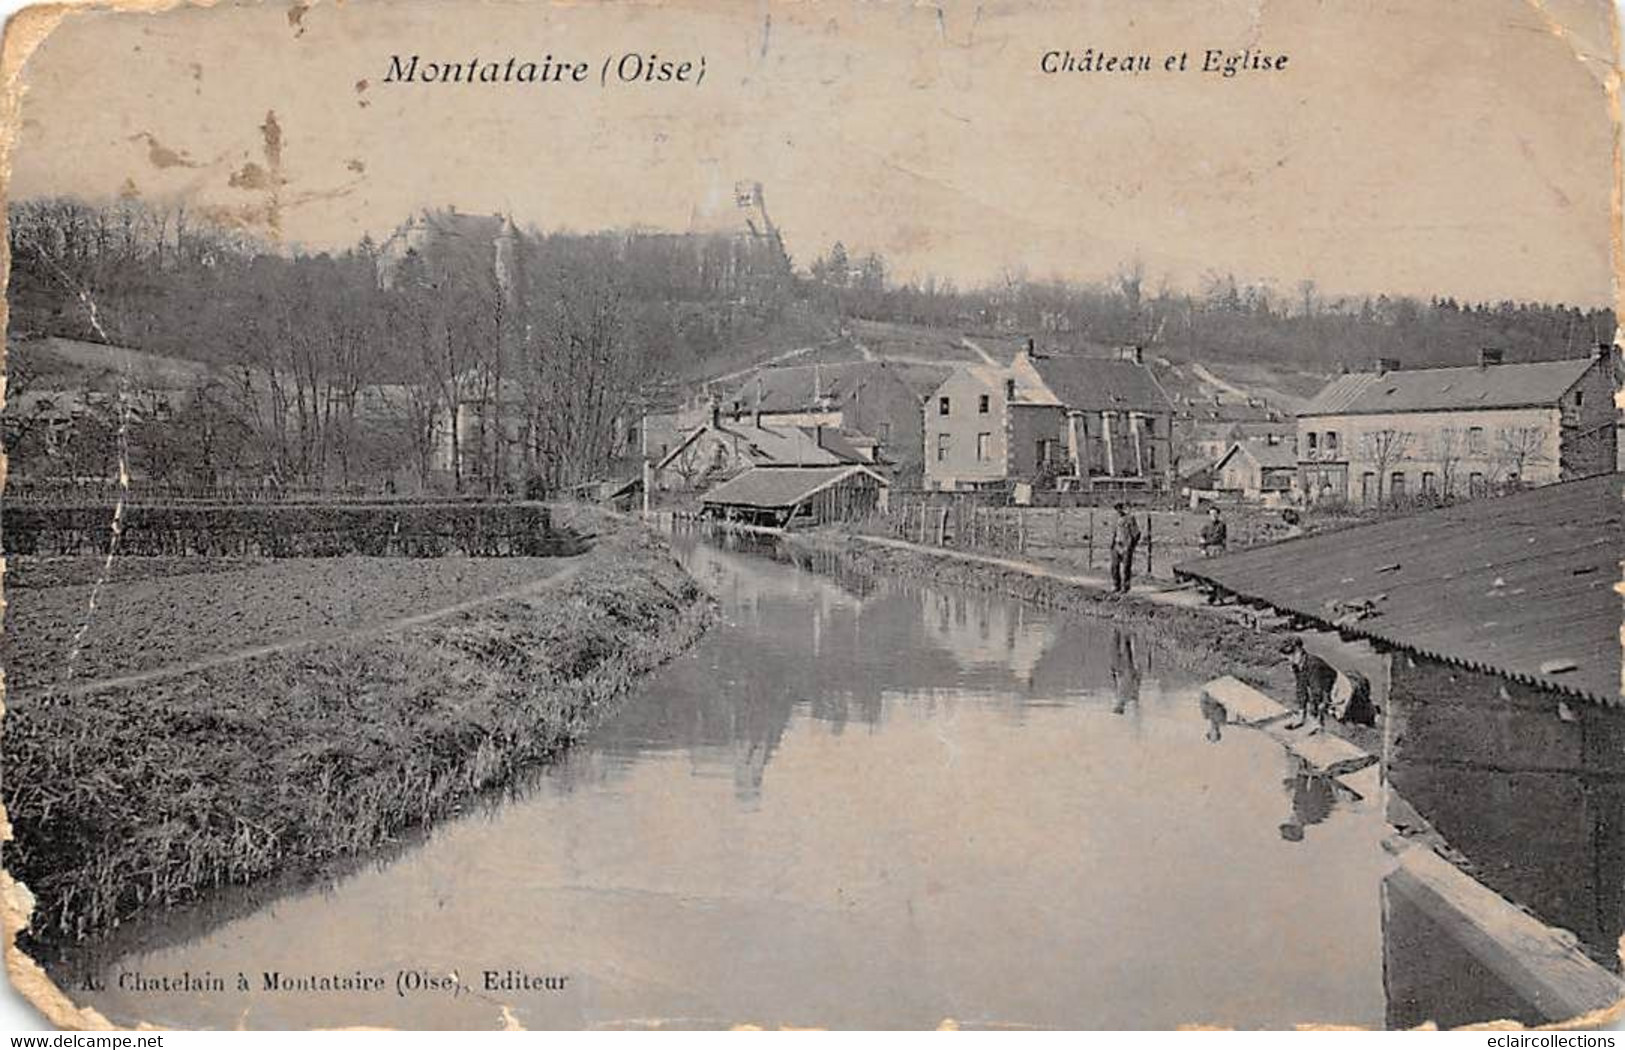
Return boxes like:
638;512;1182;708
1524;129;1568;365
1282;637;1337;732
1109;503;1141;594
1199;505;1228;557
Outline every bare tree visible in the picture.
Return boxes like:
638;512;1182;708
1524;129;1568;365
1433;427;1463;500
1493;425;1547;487
1360;427;1412;502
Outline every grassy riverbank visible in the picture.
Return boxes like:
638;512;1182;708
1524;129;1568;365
796;530;1295;696
4;516;715;947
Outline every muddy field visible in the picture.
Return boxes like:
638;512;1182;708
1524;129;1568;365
2;521;716;949
3;556;571;693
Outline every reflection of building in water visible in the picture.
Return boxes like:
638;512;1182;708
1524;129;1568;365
916;589;1060;687
1180;476;1625;974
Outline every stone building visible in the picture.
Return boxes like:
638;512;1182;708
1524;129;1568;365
923;345;1175;493
1296;346;1619;504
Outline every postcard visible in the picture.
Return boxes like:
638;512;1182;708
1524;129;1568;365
1;0;1621;1031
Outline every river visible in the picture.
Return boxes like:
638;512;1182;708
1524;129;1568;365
66;533;1398;1030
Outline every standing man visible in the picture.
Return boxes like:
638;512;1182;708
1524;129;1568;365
1109;502;1141;594
1282;637;1338;733
1199;505;1228;557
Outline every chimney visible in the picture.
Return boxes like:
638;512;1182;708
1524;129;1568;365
1371;357;1401;374
1025;336;1036;356
1121;345;1145;366
709;397;721;429
1478;348;1504;369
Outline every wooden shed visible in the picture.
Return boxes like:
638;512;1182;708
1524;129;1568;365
700;465;889;528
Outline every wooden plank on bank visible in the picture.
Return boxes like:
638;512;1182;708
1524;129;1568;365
1201;675;1291;725
1389;844;1625;1023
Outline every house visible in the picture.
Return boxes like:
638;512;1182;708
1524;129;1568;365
717;360;934;477
1183;397;1294;466
1174;474;1624;972
1211;438;1298;500
651;404;870;494
1296;346;1619;505
700;463;889;528
922;344;1176;493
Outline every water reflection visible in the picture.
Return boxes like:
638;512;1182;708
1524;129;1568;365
1279;759;1337;844
68;533;1393;1031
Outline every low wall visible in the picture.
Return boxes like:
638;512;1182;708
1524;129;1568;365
1386;652;1625;968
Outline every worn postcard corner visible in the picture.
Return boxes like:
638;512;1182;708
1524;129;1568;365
0;0;1623;1034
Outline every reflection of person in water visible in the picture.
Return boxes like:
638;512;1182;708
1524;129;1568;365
1109;629;1142;714
1279;758;1336;842
1199;694;1228;742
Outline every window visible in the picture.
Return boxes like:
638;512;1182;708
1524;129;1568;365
1360;472;1377;504
1324;431;1340;452
1005;379;1016;400
1307;432;1319;452
1421;471;1437;495
1143;417;1156;437
1575;390;1585;407
1468;426;1486;453
976;433;992;462
936;434;951;462
1146;445;1157;470
939;397;951;416
1390;471;1407;499
978;394;990;414
1469;471;1485;496
1036;439;1054;466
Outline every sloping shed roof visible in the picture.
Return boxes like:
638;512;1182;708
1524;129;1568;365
1218;440;1298;471
702;465;889;509
1174;474;1622;705
1300;357;1596;416
1025;356;1173;412
657;422;856;471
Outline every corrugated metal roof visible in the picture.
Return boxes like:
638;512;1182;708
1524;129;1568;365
1300;357;1596;416
701;465;888;509
1174;474;1623;705
1025;356;1172;412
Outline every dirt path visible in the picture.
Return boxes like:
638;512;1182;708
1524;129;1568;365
1188;361;1252;399
853;533;1211;609
30;556;591;701
959;336;1001;366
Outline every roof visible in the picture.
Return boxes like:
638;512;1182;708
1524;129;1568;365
656;421;859;471
1300;357;1597;416
1023;355;1172;412
701;464;889;509
1175;474;1623;705
722;362;897;414
1218;440;1298;471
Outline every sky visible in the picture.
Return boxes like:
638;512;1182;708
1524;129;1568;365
6;0;1620;306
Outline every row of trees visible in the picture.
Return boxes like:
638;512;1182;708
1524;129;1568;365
7;197;805;494
803;246;1615;375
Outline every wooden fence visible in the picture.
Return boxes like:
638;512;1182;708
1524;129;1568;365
868;500;1295;579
